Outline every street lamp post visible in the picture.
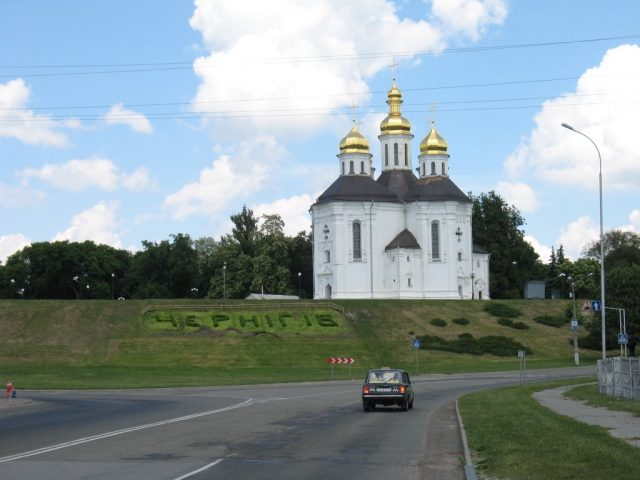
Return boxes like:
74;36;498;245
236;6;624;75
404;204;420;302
297;272;302;295
568;276;580;366
111;273;115;300
223;262;227;300
470;272;475;300
562;122;606;360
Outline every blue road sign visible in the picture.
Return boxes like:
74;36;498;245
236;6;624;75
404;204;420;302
591;300;601;312
412;338;422;349
618;333;629;345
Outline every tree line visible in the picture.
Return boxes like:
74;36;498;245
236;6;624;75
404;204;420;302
0;206;311;301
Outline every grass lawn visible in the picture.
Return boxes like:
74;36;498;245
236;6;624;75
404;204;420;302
459;379;640;480
565;383;640;417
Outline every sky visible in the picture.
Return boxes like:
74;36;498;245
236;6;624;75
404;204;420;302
1;0;639;265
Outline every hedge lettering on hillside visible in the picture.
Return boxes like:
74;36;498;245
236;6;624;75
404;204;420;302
149;310;342;334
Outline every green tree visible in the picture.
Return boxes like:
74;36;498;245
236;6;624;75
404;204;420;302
231;205;259;257
471;191;541;298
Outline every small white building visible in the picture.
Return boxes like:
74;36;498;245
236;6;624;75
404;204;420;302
310;81;490;300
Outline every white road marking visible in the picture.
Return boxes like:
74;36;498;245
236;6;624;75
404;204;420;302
173;459;224;480
0;398;253;463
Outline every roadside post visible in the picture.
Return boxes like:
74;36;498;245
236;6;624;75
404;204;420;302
518;350;527;385
412;337;422;376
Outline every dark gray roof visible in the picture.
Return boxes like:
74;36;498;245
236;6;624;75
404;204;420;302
385;229;421;250
315;175;400;205
376;170;417;203
405;176;471;203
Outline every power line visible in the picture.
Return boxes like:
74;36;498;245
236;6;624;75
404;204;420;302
0;34;638;78
1;98;637;123
2;73;636;112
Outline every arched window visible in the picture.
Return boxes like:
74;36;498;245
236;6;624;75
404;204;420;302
458;251;462;261
431;162;436;175
324;250;330;263
385;144;389;166
352;221;362;260
360;161;364;173
404;144;408;166
442;163;445;175
408;278;412;287
431;220;440;260
341;162;345;175
394;143;399;165
349;161;354;174
422;163;425;177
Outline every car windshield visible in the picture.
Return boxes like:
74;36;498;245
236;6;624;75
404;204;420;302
367;370;403;384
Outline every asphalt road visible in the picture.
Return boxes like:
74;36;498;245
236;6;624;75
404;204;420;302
0;367;593;480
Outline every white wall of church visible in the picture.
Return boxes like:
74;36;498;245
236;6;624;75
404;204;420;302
311;199;488;300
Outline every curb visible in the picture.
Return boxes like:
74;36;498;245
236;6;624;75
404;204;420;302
455;399;477;480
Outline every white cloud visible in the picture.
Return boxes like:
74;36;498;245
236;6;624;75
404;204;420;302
495;181;538;213
253;194;314;236
189;0;508;139
104;103;153;134
0;182;45;207
53;201;123;248
556;216;599;260
504;44;640;191
620;209;640;232
0;79;77;147
163;136;286;219
0;234;31;264
430;0;507;40
524;235;551;264
18;157;154;192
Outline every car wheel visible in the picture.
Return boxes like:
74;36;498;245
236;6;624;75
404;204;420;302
409;398;414;410
363;401;371;412
401;398;409;411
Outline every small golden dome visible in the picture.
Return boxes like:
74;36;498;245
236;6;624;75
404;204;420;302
380;82;411;136
339;125;370;154
420;124;448;155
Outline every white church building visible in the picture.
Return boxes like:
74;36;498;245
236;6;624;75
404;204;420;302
310;81;490;300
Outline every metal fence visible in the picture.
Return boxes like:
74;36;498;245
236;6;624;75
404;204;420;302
597;357;640;401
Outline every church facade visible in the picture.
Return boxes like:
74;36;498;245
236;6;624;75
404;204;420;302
310;81;490;300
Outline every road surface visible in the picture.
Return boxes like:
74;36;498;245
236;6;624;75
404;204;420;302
0;367;592;479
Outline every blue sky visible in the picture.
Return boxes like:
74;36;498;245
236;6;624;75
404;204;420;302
1;0;639;264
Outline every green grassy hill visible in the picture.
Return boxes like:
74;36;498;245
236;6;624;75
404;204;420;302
0;299;599;389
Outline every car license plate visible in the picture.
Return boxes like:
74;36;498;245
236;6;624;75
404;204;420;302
377;388;391;392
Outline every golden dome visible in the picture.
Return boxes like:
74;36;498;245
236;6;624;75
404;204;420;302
380;82;411;136
420;124;448;155
339;125;370;154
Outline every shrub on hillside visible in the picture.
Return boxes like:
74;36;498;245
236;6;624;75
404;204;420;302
417;333;532;357
497;318;530;330
430;318;447;327
484;303;522;318
497;318;514;327
452;317;470;325
534;315;565;328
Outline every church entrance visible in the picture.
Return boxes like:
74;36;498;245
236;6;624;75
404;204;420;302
325;284;332;299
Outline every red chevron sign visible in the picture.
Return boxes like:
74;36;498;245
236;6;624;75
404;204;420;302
327;357;355;364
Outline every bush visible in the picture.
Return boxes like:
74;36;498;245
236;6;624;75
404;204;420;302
452;317;470;326
417;333;532;357
484;303;522;318
497;318;530;330
497;318;513;327
430;318;447;327
534;315;565;328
